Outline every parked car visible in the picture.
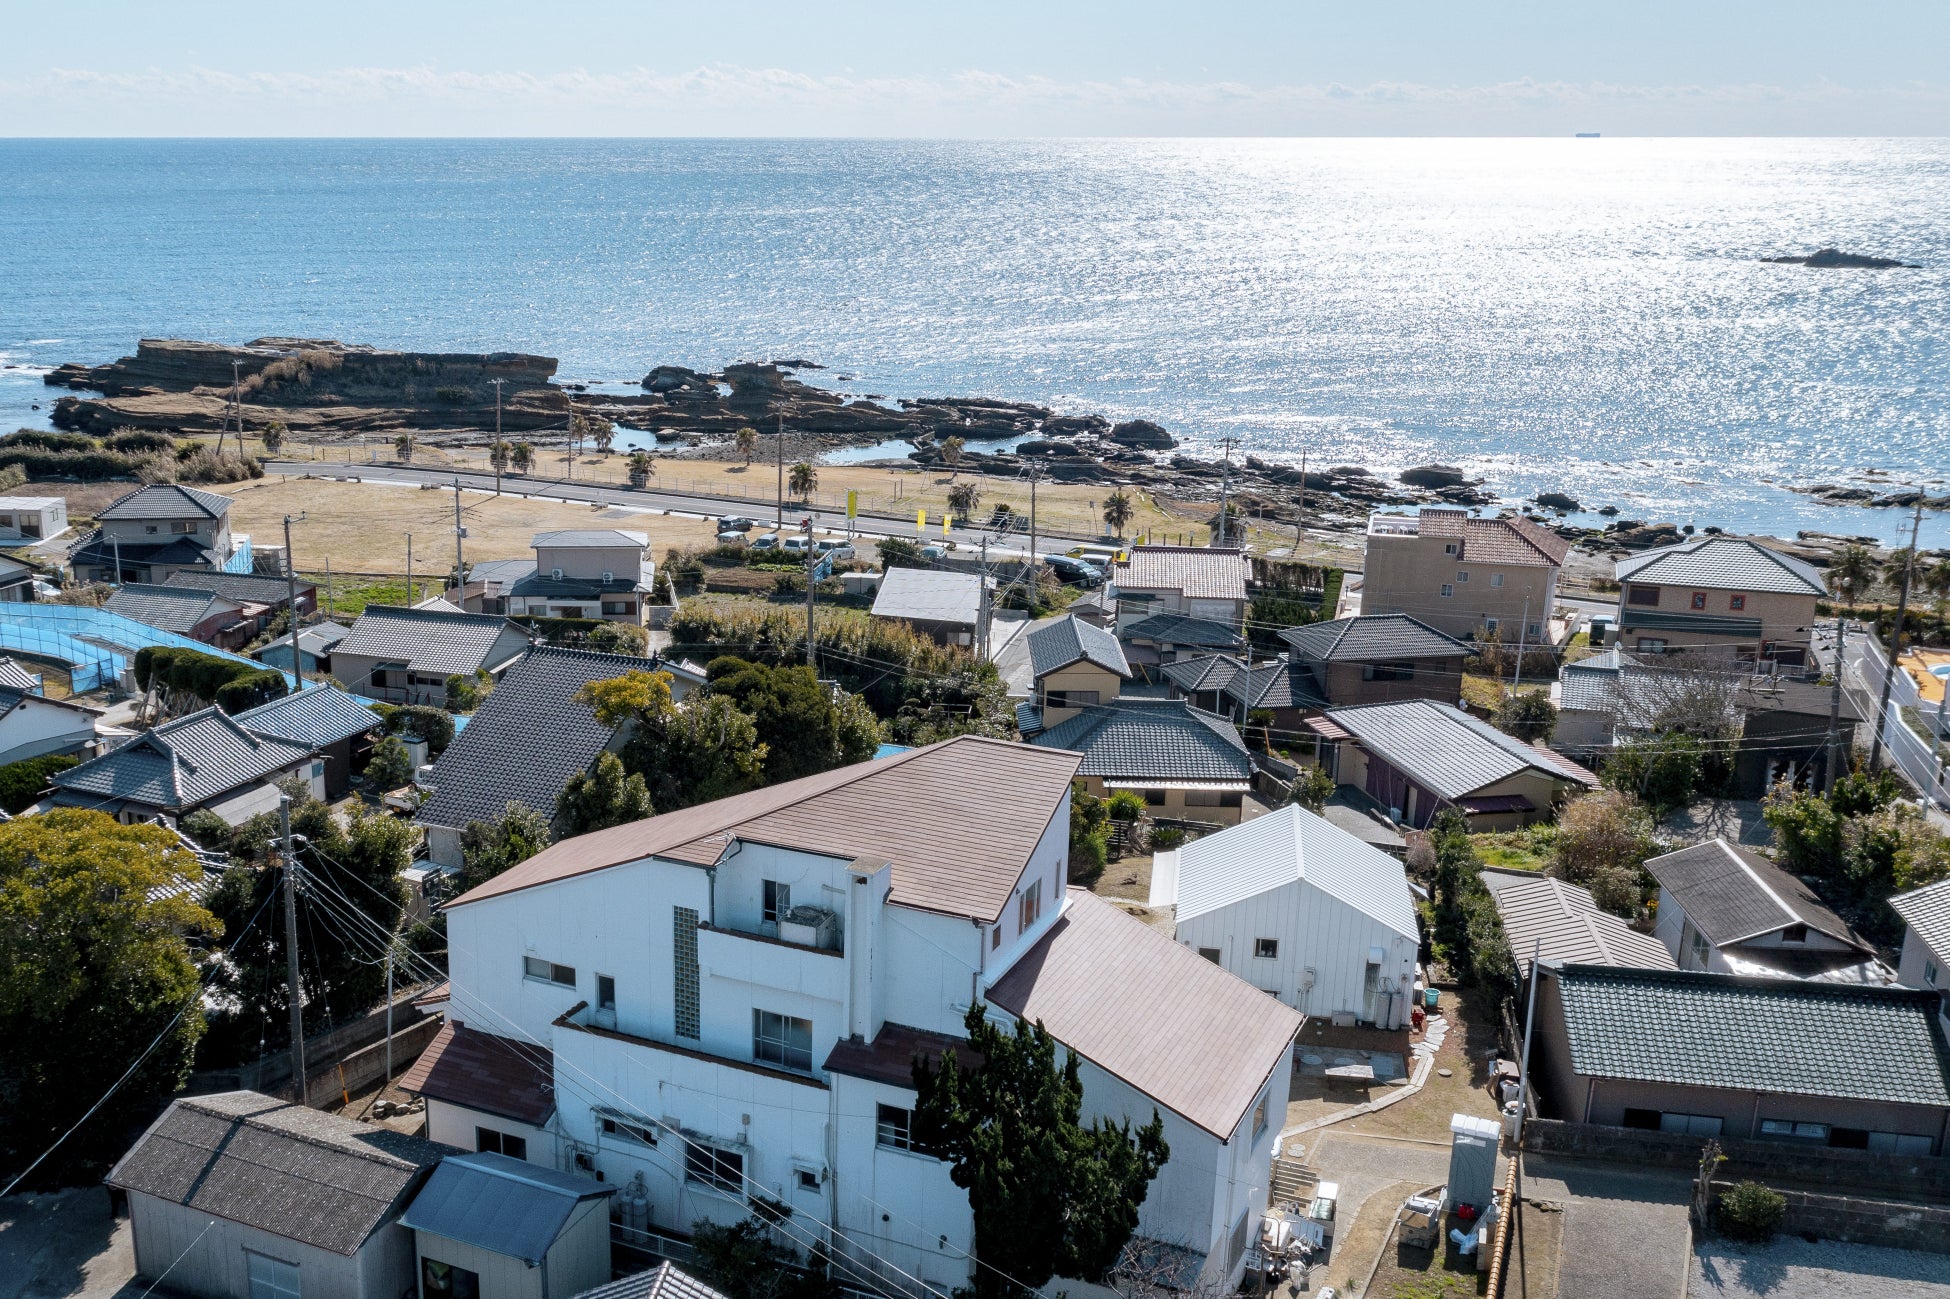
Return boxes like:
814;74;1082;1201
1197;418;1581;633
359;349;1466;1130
717;515;757;532
919;545;948;561
813;539;855;560
782;536;811;555
751;534;781;551
1042;554;1104;586
716;530;749;546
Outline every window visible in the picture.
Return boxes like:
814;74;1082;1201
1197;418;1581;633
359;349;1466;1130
1143;788;1167;806
1620;1108;1661;1131
763;880;791;925
753;1009;814;1072
602;600;636;615
685;1142;745;1196
143;524;159;534
1439;584;1454;598
992;924;1002;950
476;1127;528;1160
422;1259;481;1299
1779;924;1808;944
1657;1113;1723;1137
1628;584;1661;606
1729;594;1746;611
1691;592;1708;611
1682;921;1712;972
1490;573;1505;589
1362;662;1415;682
1526;624;1540;638
600;1112;659;1147
1636;637;1669;654
523;955;575;987
1759;1119;1828;1142
1047;689;1100;708
877;1103;930;1153
597;974;617;1012
1456;570;1469;582
1442;542;1457;555
1198;947;1222;964
796;1169;821;1191
1926;960;1940;987
1253;1092;1269;1138
1254;938;1279;959
246;1251;303;1299
1018;879;1043;932
1484;619;1499;635
172;521;197;534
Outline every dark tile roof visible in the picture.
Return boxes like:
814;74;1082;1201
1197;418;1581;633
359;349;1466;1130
414;645;649;833
823;1022;980;1088
0;658;40;691
1160;653;1249;695
576;1263;733;1299
1551;964;1950;1107
161;569;314;606
399;1022;557;1126
1279;614;1470;663
336;604;531;677
106;1091;447;1257
235;684;382;749
510;572;652;598
987;889;1304;1137
450;736;1083;924
1324;699;1597;799
70;533;227;570
1644;838;1868;951
401;1151;612;1266
97;483;232;521
1030;697;1252;784
1027;614;1131;678
51;706;315;810
103;583;238;636
1234;659;1329;712
1122;612;1245;650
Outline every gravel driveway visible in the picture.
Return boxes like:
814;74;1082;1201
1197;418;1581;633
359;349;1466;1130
1520;1153;1692;1299
1692;1237;1950;1299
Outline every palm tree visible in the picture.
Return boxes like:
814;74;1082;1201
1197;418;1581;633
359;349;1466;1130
940;435;965;478
1826;544;1876;607
488;439;511;472
261;420;287;458
947;481;981;522
1883;547;1918;597
735;426;759;467
393;433;414;462
1102;490;1134;539
591;417;616;456
626;451;655;488
1924;556;1950;616
789;461;818;500
511;441;535;473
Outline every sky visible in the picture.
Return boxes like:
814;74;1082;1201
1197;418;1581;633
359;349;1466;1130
4;0;1949;137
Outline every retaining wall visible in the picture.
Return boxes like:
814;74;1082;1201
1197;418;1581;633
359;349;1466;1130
1524;1118;1950;1200
1705;1180;1950;1256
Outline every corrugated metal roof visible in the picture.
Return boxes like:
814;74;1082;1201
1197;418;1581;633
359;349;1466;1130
337;604;531;677
987;889;1305;1139
871;567;989;627
533;529;650;548
1111;546;1250;601
1030;698;1252;783
415;645;648;833
97;483;232;521
1027;613;1130;678
1325;699;1597;799
51;705;315;809
1172;803;1420;938
1280;614;1469;663
1645;839;1868;951
399;1023;556;1126
236;684;381;749
1553;964;1950;1107
1616;536;1826;597
1480;869;1675;976
449;735;1083;923
103;583;238;636
106;1091;447;1257
1891;878;1950;965
576;1262;733;1299
1122;612;1245;649
401;1152;612;1266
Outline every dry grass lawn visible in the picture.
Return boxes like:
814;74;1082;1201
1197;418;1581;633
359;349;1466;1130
1342;986;1505;1143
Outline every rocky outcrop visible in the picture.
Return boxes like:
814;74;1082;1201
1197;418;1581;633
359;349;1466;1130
1106;419;1176;450
1535;491;1580;512
1762;248;1921;269
1794;482;1950;511
1398;464;1469;489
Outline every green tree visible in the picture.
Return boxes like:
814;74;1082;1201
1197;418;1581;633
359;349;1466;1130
1492;692;1558;742
688;1215;838;1299
585;621;649;656
394;432;414;462
626;451;655;486
444;672;482;712
1105;790;1147;823
1101;490;1134;539
458;801;552;892
947;480;981;522
705;657;879;784
511;441;535;473
1825;544;1876;606
1069;786;1111;877
912;1005;1169;1299
489;439;512;473
364;734;417;791
1923;556;1950;616
940;434;965;477
1288;765;1335;814
788;461;818;500
1603;733;1704;811
0;811;220;1182
261;419;287;457
1550;791;1653;915
877;537;926;570
575;670;768;810
734;425;760;467
556;751;654;837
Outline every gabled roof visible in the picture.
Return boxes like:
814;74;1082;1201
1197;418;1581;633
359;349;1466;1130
1644;838;1869;952
1027;613;1131;678
1170;803;1419;936
0;657;41;691
1160;653;1249;696
1558;648;1638;713
448;736;1083;924
400;1023;556;1126
50;705;314;810
1324;699;1598;800
463;558;540;592
987;889;1305;1139
1891;878;1950;963
1409;509;1570;567
336;604;531;677
871;567;989;628
161;568;314;606
1111;545;1250;601
1550;965;1950;1107
106;1091;447;1257
533;529;649;548
1234;659;1330;713
576;1263;733;1299
415;645;650;833
104;583;241;636
235;684;381;750
1121;612;1245;650
0;684;100;721
1616;535;1826;596
401;1152;612;1267
1030;698;1251;785
1280;614;1470;663
69;532;227;569
97;483;232;521
1479;868;1675;976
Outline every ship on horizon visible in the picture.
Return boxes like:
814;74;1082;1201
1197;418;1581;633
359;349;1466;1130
1576;132;1601;138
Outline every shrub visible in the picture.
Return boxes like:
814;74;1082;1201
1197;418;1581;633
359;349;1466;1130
1288;765;1335;813
0;752;79;814
1603;733;1704;811
1149;825;1185;851
179;808;234;852
1492;692;1558;742
1716;1181;1786;1243
877;538;927;570
585;622;648;656
176;447;263;484
381;703;456;756
1105;790;1147;822
444;674;481;712
434;385;471;404
364;735;416;791
104;429;176;454
133;646;287;713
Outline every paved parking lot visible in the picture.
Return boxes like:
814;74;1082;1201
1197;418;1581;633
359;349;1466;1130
1692;1236;1950;1299
1520;1154;1692;1299
0;1187;138;1299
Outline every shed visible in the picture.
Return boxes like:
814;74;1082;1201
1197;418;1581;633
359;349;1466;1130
0;495;68;542
106;1090;448;1299
1645;838;1885;982
869;567;992;647
403;1151;616;1299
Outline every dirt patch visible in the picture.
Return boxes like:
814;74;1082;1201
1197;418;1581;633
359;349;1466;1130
1343;986;1504;1144
1324;1179;1426;1295
1503;1197;1565;1299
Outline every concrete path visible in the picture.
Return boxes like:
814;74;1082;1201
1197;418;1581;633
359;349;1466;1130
1520;1154;1693;1299
1691;1236;1950;1299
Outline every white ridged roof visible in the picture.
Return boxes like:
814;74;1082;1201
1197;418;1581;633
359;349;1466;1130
1171;803;1419;938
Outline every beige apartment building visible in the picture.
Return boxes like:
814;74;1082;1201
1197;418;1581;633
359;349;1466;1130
506;529;655;625
1613;536;1824;670
1361;509;1568;644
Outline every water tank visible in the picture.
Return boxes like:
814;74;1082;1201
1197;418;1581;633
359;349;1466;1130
780;905;841;951
620;1170;651;1233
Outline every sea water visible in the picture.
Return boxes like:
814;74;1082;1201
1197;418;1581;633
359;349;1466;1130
1;137;1944;543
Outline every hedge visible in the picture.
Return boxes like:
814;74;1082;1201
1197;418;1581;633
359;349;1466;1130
0;752;79;813
133;645;288;713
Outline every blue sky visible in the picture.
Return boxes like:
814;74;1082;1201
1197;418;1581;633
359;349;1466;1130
4;0;1948;136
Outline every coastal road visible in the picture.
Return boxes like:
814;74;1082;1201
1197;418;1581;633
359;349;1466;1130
1836;619;1949;815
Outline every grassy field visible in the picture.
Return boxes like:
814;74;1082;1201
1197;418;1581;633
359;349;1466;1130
1470;827;1555;872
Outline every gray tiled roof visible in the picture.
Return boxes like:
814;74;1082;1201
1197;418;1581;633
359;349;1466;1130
1027;614;1131;678
104;583;237;636
1616;536;1826;596
51;706;315;810
1122;612;1245;650
576;1263;732;1299
106;1091;448;1257
96;483;232;521
161;569;313;606
1111;545;1250;601
1030;697;1251;784
533;529;650;548
337;604;531;677
0;658;41;691
1644;838;1867;951
871;567;989;627
236;684;382;749
1280;614;1470;663
1558;648;1636;713
70;533;227;570
1481;869;1676;976
1161;653;1249;695
1553;965;1950;1107
415;645;649;832
1891;878;1950;964
401;1151;612;1267
1235;659;1330;712
1324;699;1597;799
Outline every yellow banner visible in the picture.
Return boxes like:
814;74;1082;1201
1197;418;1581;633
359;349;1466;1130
942;515;950;538
917;508;926;534
846;489;857;520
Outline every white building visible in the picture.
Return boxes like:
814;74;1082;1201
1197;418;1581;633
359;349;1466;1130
1149;804;1421;1028
0;495;68;542
1890;878;1950;991
409;736;1302;1297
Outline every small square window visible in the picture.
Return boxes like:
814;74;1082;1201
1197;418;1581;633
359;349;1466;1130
1443;543;1457;555
1198;947;1222;964
753;1008;814;1072
1456;570;1469;582
1254;938;1279;959
1440;584;1454;598
600;1113;658;1147
1490;573;1504;588
1729;594;1746;610
685;1143;744;1196
1924;960;1939;987
796;1169;821;1191
1780;923;1808;944
1691;591;1708;610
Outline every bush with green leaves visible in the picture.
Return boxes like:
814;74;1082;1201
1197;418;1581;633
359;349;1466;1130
1069;787;1111;879
459;801;552;892
1492;691;1558;742
0;752;80;814
363;735;417;791
1602;732;1704;811
1715;1181;1786;1243
444;672;482;713
372;703;455;756
1105;790;1147;823
1287;765;1335;814
1149;825;1186;851
134;645;287;714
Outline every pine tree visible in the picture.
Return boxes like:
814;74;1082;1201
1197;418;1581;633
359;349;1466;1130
556;751;653;837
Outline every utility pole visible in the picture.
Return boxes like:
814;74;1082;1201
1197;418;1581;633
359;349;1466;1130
1215;436;1236;548
1514;940;1543;1141
1869;501;1925;773
452;479;467;595
1512;595;1532;690
279;796;306;1102
804;515;817;674
1028;463;1040;580
775;415;786;533
979;537;991;661
406;533;413;607
110;532;124;587
1824;618;1848;793
281;514;307;687
490;378;505;496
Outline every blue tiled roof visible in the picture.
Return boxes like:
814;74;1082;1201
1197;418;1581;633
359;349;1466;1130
236;685;382;749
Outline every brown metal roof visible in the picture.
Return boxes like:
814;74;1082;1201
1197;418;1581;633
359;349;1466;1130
448;735;1084;923
1416;510;1569;567
986;889;1304;1139
823;1022;982;1089
399;1022;556;1126
1111;546;1250;601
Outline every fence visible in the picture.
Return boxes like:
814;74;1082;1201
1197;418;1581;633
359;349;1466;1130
187;983;440;1107
1700;1179;1950;1255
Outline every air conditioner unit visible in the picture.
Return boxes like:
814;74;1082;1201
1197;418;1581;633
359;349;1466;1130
779;905;841;951
602;571;614;582
551;568;564;580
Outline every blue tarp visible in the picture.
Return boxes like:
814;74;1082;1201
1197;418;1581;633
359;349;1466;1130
0;602;298;692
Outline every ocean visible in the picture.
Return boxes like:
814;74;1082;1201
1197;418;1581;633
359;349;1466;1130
1;137;1945;544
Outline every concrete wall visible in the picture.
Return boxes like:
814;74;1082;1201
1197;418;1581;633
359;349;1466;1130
830;1071;979;1295
1705;1180;1950;1256
425;1097;553;1167
535;542;647;583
